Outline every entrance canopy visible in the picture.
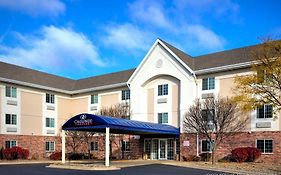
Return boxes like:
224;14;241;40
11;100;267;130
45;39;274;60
62;113;179;136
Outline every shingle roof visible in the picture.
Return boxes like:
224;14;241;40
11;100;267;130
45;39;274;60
0;61;135;93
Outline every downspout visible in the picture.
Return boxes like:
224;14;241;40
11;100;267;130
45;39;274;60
126;82;131;119
192;72;199;157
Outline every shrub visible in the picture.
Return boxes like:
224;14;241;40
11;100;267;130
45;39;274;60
0;147;4;160
199;153;212;161
49;151;62;160
231;147;261;162
3;146;29;160
246;147;261;162
67;153;84;160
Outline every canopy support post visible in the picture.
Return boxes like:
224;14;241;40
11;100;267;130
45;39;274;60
61;130;66;164
105;127;110;167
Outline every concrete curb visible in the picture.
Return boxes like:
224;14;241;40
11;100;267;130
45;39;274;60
161;162;277;175
47;164;120;171
0;161;58;165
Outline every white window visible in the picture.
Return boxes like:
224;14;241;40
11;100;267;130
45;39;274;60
257;139;273;153
5;114;17;125
45;141;55;152
91;94;99;104
121;90;130;100
5;140;17;149
46;93;55;104
90;141;98;151
121;141;130;152
158;113;168;124
201;140;214;153
158;84;168;96
202;77;215;90
257;104;273;119
46;118;55;128
5;86;17;98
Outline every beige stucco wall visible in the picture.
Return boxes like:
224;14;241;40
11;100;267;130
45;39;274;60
219;77;236;97
20;91;43;135
100;93;119;108
172;85;179;127
71;97;88;116
57;97;73;131
147;88;154;122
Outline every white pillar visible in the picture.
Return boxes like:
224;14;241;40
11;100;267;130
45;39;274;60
61;130;66;164
173;139;177;160
196;133;199;157
105;127;110;167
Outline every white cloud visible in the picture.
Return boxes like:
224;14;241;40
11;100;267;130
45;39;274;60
0;26;106;76
0;0;65;17
184;25;225;50
102;23;153;54
129;0;172;29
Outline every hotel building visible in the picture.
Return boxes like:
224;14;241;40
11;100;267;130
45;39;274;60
0;39;280;162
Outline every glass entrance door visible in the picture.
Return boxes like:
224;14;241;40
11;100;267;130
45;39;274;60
159;139;167;160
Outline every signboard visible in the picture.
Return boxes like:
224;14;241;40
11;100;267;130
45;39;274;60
256;122;271;128
183;140;190;147
74;114;93;126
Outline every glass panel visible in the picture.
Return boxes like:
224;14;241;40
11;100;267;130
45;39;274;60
202;78;208;90
5;141;10;149
144;140;151;159
265;105;273;118
257;106;264;118
208;77;215;90
12;115;17;125
152;139;159;160
257;140;264;153
5;86;11;97
91;94;99;104
158;85;162;96
11;141;16;147
5;114;10;124
265;140;273;153
167;139;174;160
159;140;166;159
163;84;168;95
11;87;17;98
122;90;130;100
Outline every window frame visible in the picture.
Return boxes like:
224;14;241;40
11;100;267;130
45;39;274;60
45;117;55;128
91;94;99;104
256;139;273;154
158;84;168;96
5;140;17;149
90;141;98;151
257;104;273;119
202;77;215;90
201;140;214;153
45;141;55;152
121;140;131;152
5;86;17;98
158;112;168;124
5;114;17;125
46;93;55;104
121;90;130;100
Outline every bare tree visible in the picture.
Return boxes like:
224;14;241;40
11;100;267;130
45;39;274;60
97;102;131;158
98;103;131;119
184;97;248;165
81;132;95;159
65;131;84;154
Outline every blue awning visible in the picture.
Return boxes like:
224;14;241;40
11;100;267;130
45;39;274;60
62;113;179;136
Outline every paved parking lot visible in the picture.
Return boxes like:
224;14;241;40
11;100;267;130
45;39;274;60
0;163;232;175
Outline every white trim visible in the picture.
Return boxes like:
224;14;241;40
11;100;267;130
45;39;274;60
128;39;194;84
194;61;252;75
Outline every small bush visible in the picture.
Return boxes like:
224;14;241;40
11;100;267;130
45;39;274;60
67;153;84;160
49;151;62;160
0;147;4;160
199;153;212;161
3;146;29;160
231;147;261;162
246;147;261;162
182;155;199;161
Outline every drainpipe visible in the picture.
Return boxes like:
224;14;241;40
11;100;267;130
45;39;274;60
192;72;199;157
126;82;131;119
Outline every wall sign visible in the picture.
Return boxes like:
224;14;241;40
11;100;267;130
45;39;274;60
183;140;190;147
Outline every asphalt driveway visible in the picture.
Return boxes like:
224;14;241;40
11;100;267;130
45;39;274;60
0;163;233;175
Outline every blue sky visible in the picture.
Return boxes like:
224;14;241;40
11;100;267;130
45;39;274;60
0;0;280;79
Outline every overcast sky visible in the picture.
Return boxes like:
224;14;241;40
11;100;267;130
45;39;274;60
0;0;280;79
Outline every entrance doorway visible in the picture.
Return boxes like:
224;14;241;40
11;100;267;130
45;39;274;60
159;139;167;160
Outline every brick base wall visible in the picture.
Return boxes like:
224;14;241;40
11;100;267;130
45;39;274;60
0;134;142;160
180;131;281;163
